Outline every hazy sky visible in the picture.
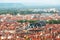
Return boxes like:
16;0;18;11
0;0;60;6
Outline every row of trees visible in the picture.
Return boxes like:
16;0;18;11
17;20;38;23
46;20;60;24
17;20;60;24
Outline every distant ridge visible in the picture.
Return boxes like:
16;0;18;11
0;3;25;8
0;3;60;9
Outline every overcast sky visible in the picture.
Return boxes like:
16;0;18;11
0;0;60;6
